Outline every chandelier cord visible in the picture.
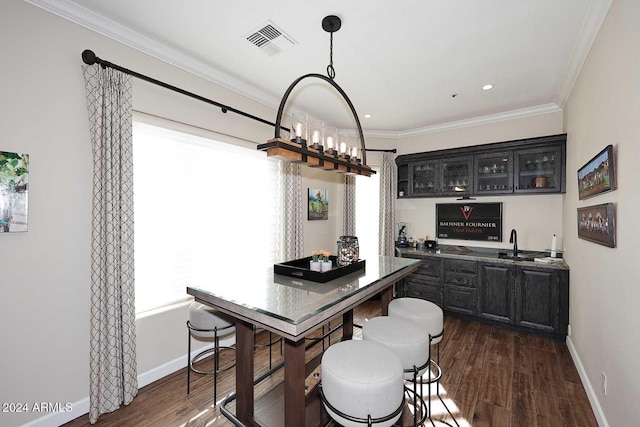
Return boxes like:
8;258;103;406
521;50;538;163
327;31;336;80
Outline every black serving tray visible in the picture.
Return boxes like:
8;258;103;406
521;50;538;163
274;256;366;283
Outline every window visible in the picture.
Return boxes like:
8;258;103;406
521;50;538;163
133;122;280;314
356;169;380;259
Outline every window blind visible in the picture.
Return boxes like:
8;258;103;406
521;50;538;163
133;122;280;314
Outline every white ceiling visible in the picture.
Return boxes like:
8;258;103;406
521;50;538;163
31;0;611;136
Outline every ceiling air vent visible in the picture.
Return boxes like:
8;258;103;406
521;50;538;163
245;21;297;56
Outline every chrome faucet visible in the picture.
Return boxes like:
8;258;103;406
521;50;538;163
509;229;518;257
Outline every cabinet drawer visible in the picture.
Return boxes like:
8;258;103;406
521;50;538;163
444;284;477;316
406;257;442;281
402;280;443;307
443;259;477;288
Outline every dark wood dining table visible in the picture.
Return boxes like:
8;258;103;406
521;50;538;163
187;255;420;427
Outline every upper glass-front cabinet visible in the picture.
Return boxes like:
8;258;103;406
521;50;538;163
440;156;473;196
514;147;563;193
395;134;566;198
474;151;513;194
409;160;439;196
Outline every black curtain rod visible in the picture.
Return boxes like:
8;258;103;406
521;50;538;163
81;49;288;132
81;49;396;153
365;148;396;153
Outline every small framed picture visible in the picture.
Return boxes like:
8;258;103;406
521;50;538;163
577;203;615;247
577;145;616;200
308;188;328;220
0;150;29;233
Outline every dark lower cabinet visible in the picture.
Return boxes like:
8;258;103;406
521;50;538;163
515;267;559;333
478;263;514;324
399;256;443;306
444;284;477;316
398;253;569;340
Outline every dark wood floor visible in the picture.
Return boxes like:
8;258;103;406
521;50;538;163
63;299;598;427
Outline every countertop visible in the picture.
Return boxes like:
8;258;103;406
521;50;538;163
396;244;569;270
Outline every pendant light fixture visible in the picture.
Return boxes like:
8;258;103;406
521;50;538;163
257;15;375;176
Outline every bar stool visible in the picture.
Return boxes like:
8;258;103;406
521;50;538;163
388;298;456;425
363;316;430;426
320;339;405;427
186;302;236;405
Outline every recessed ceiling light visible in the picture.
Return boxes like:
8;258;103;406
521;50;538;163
482;84;494;91
364;114;372;119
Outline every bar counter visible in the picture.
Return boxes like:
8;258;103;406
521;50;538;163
187;255;420;427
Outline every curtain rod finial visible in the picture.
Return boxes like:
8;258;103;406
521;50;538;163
82;49;97;65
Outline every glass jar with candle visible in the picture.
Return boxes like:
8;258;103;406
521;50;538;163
339;138;350;159
350;146;361;163
290;112;308;145
308;120;324;151
324;126;338;155
337;236;359;266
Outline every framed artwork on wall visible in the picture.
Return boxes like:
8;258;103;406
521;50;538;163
308;188;329;220
577;203;615;247
0;150;29;233
578;144;616;200
436;202;503;242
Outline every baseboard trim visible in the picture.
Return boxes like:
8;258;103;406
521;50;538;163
18;336;235;427
566;336;609;427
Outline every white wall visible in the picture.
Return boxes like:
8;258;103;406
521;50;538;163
368;113;565;251
0;2;344;426
563;0;640;425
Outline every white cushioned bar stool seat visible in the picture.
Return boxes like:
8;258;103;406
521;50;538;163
388;298;443;344
388;298;457;426
363;316;431;426
362;316;430;380
187;302;236;404
321;340;405;427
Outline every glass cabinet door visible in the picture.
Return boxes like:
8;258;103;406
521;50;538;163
474;151;513;194
409;160;438;196
514;147;562;193
440;156;473;196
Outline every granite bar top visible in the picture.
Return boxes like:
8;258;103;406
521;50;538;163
396;244;569;270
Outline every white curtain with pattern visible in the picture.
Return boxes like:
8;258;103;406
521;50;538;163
83;64;138;423
280;162;304;261
343;175;356;236
378;152;397;256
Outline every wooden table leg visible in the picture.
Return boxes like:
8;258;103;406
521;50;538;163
380;285;394;316
342;309;354;341
236;320;254;425
284;338;306;427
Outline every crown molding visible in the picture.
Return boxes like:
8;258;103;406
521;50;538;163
557;0;613;108
24;0;282;109
359;103;562;139
26;0;568;140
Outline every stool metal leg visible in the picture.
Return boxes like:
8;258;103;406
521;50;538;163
187;325;192;394
425;329;459;427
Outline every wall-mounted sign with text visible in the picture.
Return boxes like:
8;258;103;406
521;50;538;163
436;202;502;242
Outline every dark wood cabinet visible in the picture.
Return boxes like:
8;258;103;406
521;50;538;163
478;263;514;324
515;266;559;332
396;133;566;198
442;259;477;315
514;146;564;193
397;252;569;340
440;156;473;196
398;256;443;306
474;151;513;194
408;160;439;196
444;284;477;315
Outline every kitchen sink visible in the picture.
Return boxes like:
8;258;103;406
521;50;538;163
497;252;536;262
